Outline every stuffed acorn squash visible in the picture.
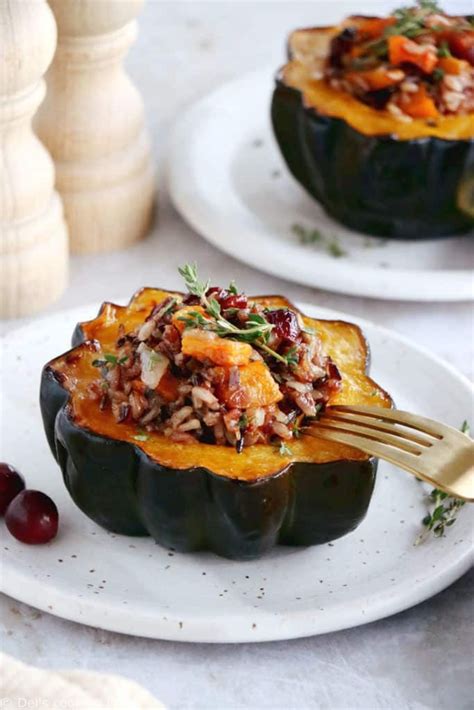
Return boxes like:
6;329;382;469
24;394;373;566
40;266;392;559
272;1;474;238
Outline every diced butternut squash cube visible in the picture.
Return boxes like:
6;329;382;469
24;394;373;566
438;56;469;75
218;361;283;409
156;369;181;402
398;85;438;119
388;35;437;74
172;306;209;334
181;329;253;366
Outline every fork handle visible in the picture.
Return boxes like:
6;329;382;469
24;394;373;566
305;426;474;502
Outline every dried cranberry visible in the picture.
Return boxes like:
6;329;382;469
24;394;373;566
5;490;58;544
327;360;342;382
207;287;248;310
362;87;395;110
0;463;25;515
182;293;201;305
266;309;301;342
329;26;358;68
447;31;474;65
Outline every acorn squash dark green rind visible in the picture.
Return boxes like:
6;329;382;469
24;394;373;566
271;75;474;239
40;367;377;559
40;289;391;560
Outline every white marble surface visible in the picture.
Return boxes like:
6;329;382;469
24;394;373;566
1;1;473;708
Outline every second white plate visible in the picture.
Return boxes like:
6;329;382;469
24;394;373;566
168;67;474;302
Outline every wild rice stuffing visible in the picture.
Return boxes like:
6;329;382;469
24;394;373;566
88;265;342;451
324;2;474;122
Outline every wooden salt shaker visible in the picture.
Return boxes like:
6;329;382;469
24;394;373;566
0;0;69;319
35;0;156;254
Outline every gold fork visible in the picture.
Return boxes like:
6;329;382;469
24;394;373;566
307;405;474;502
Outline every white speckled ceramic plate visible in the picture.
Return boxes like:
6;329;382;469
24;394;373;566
168;68;474;302
0;302;472;642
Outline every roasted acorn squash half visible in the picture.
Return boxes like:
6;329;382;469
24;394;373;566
40;288;392;560
272;18;474;239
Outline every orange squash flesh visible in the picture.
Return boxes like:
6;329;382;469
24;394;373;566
216;360;283;409
52;289;392;481
283;24;474;139
181;329;253;366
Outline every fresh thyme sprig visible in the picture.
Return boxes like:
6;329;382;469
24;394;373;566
415;489;465;544
178;263;296;366
352;1;445;66
415;420;469;545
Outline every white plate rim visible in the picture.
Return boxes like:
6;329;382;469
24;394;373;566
1;301;473;643
167;67;474;303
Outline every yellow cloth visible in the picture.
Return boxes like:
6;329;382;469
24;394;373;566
0;652;165;709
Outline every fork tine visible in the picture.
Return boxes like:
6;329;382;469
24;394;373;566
329;405;447;439
307;426;423;474
323;411;435;448
318;417;424;455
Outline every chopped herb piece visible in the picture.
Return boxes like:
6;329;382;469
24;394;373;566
238;413;248;430
292;223;323;244
91;359;106;368
284;346;299;367
228;280;238;295
133;431;149;442
437;40;451;58
293;224;348;257
92;353;128;368
277;441;293;456
327;239;347;258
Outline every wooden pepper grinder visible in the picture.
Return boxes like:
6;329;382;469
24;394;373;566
0;0;68;319
35;0;155;254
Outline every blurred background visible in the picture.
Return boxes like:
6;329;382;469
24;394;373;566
16;0;469;374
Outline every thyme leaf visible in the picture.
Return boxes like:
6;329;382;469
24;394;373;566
292;223;347;258
277;441;293;456
437;40;451;58
92;353;128;368
133;429;149;442
284;345;299;367
178;263;295;366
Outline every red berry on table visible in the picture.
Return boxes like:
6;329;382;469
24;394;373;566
5;490;58;544
0;463;25;515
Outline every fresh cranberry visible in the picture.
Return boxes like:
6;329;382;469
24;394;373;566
207;287;248;310
0;463;25;515
5;490;58;544
266;309;301;342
